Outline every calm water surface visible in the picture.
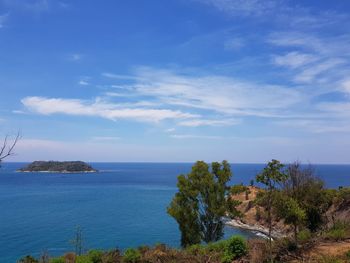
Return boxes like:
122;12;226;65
0;162;349;262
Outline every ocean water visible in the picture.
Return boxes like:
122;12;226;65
0;162;349;262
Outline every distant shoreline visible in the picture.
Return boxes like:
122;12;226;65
17;170;97;174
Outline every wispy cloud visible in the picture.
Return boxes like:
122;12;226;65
67;53;83;62
0;13;9;28
91;136;121;141
129;67;303;117
272;52;318;69
170;134;222;140
178;118;240;127
194;0;279;16
21;96;198;123
1;0;50;12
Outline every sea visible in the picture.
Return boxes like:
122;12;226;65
0;162;349;262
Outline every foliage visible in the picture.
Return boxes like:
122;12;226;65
221;236;248;262
256;159;287;260
17;255;39;263
230;184;248;195
50;258;65;263
167;160;240;247
123;248;141;263
283;162;332;232
297;229;312;244
76;255;93;263
87;250;103;263
325;221;350;241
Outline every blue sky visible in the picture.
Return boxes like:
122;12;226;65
1;0;350;163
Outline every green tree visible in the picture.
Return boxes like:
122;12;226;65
167;160;239;247
284;162;332;232
274;194;306;246
256;159;288;261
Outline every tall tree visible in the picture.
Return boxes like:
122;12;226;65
256;159;288;262
167;160;239;247
283;162;331;232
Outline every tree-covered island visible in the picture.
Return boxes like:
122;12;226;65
18;161;97;173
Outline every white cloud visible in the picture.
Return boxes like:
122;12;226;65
170;134;222;139
91;136;121;141
341;79;350;94
79;80;89;86
21;96;198;123
67;53;83;61
224;38;244;50
1;0;49;12
195;0;279;16
130;67;303;117
294;59;345;83
272;52;317;69
0;13;9;28
178;118;240;127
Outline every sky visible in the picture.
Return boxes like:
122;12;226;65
1;0;350;163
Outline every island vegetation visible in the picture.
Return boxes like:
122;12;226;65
18;161;97;173
14;159;350;263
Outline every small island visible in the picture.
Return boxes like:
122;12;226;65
18;161;98;173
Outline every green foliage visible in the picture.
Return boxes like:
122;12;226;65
297;229;312;244
186;244;206;255
221;236;248;262
87;250;103;263
50;258;65;263
345;249;350;260
76;255;93;263
325;221;350;241
17;255;39;263
123;248;141;263
230;184;248;195
284;163;331;232
167;160;239;247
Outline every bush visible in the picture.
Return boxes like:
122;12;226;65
297;229;312;244
186;244;206;255
50;258;65;263
76;255;93;263
87;250;103;263
221;236;248;263
123;248;141;263
346;250;350;260
18;255;39;263
325;221;350;241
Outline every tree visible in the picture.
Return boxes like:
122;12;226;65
256;159;287;261
0;133;20;167
283;162;331;232
167;160;239;247
274;194;306;246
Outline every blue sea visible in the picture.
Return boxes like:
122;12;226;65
0;162;350;262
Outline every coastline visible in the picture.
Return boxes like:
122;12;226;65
224;218;286;239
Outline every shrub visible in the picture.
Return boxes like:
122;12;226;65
50;258;65;263
297;229;312;244
206;240;226;252
221;236;248;263
186;244;206;255
87;250;103;263
101;249;121;263
76;255;93;263
346;250;350;260
123;248;141;263
325;221;350;241
18;255;39;263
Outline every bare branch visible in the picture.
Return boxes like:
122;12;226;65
0;132;21;162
